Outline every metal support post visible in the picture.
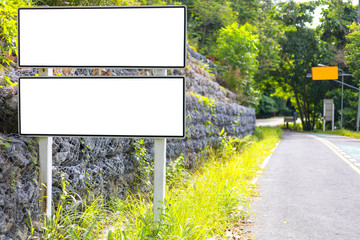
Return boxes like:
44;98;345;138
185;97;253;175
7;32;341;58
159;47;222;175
341;72;344;129
357;87;360;132
153;138;167;223
38;68;53;218
332;103;335;131
323;101;326;131
153;69;167;223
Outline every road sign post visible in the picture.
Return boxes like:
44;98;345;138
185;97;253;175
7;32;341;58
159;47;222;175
153;69;168;223
310;66;359;131
38;68;53;218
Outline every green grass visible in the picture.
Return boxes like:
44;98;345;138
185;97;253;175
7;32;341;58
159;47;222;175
313;129;360;139
33;127;282;239
281;122;303;131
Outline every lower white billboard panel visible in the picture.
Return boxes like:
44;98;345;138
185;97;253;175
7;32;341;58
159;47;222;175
19;77;185;138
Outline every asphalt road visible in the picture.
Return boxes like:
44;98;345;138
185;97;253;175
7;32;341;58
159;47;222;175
251;131;360;240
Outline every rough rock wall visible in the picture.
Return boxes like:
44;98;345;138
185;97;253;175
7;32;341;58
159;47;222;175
0;56;255;239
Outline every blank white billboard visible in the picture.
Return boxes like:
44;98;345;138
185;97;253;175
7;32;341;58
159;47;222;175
18;6;186;68
19;77;185;137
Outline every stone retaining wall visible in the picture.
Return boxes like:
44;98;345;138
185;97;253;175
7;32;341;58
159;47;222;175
0;55;255;239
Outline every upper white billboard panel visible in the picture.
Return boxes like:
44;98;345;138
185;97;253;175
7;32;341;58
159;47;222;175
18;6;186;68
19;77;185;138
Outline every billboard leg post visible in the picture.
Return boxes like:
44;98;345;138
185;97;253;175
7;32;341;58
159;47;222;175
153;68;167;223
38;68;53;219
153;138;166;223
39;137;53;219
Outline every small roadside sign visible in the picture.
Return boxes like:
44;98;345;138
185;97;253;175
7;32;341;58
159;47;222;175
312;66;338;80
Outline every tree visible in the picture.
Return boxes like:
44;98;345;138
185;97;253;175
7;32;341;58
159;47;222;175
230;0;261;25
317;0;357;68
326;88;359;130
192;0;234;51
269;1;334;131
215;22;259;105
216;22;259;76
0;0;32;70
345;23;360;80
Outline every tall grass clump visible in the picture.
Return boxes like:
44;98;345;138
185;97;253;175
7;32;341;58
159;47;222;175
34;127;281;239
30;173;113;240
314;129;360;139
107;127;282;239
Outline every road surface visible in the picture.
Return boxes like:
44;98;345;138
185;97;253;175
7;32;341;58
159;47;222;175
251;131;360;239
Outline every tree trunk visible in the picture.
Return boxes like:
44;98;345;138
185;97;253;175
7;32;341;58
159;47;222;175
291;82;305;130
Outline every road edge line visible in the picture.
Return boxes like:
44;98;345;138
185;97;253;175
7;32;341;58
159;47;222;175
252;141;281;184
309;135;360;175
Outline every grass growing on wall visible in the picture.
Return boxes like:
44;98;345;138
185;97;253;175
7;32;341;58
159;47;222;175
34;127;281;239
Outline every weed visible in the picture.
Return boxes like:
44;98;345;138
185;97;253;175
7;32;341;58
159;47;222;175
35;127;281;239
133;139;153;190
312;129;360;139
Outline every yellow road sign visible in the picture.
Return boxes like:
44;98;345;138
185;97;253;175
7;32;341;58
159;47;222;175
312;66;338;80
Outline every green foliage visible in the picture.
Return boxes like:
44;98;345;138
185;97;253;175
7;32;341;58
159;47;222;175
254;8;283;88
317;0;357;68
166;154;188;187
215;22;259;106
38;173;112;239
216;22;259;77
230;0;260;25
257;94;291;118
0;136;11;149
106;127;281;239
318;0;357;49
189;0;234;52
189;91;215;110
1;75;17;87
346;23;360;80
267;1;335;131
188;91;217;136
132;139;153;190
35;128;281;239
0;0;32;70
325;88;359;131
314;129;360;139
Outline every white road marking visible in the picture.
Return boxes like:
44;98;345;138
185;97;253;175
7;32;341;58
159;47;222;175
252;142;281;184
309;135;360;175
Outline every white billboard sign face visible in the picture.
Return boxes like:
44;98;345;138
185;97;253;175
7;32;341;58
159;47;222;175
18;6;186;68
19;77;185;137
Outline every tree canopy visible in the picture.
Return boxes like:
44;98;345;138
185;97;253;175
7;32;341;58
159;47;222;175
2;0;360;130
